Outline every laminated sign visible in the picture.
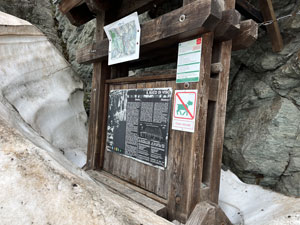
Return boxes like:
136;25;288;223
176;37;202;83
172;90;198;133
104;12;141;65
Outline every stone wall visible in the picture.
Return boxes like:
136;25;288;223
224;0;300;196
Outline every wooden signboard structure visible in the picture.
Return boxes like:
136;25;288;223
58;0;266;224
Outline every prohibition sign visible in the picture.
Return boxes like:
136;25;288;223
174;91;197;120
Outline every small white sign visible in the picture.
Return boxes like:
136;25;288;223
172;90;198;133
176;38;202;83
104;12;141;65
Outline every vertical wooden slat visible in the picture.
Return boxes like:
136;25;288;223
86;12;111;170
259;0;283;52
205;0;236;204
155;81;168;197
167;32;214;223
103;81;170;199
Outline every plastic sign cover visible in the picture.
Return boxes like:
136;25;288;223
172;90;198;133
106;88;172;169
176;38;202;83
104;12;141;65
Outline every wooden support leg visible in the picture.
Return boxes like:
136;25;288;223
259;0;283;52
167;32;214;223
86;13;111;170
205;41;233;203
186;201;232;225
200;0;236;205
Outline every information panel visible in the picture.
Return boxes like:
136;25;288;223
106;88;172;169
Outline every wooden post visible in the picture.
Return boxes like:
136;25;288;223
86;12;111;170
167;31;214;223
201;0;236;204
259;0;283;52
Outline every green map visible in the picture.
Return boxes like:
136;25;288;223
109;21;137;60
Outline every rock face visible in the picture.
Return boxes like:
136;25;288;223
54;7;94;95
224;1;300;196
0;0;61;51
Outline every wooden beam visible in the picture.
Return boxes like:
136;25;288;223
186;201;232;225
236;0;264;23
87;170;167;217
259;0;283;52
86;13;111;170
185;202;215;225
214;9;241;42
59;0;84;14
65;6;95;26
105;72;219;102
77;0;222;64
128;18;256;69
106;71;176;84
200;0;236;210
232;19;258;51
167;32;214;223
85;0;167;19
85;0;112;14
106;0;168;22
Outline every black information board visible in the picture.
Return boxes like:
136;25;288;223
106;88;172;169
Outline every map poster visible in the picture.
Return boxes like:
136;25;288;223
104;12;141;65
106;88;172;169
176;37;202;83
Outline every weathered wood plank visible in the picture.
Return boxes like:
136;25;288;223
103;81;170;199
128;18;257;69
215;9;241;41
203;41;233;204
65;4;95;26
87;170;167;217
259;0;283;52
185;201;215;225
85;0;167;20
185;201;232;225
232;19;258;51
77;0;222;64
106;0;168;22
127;9;241;69
85;0;113;13
202;0;236;206
86;13;111;170
105;72;176;84
59;0;84;14
106;74;218;102
167;32;214;223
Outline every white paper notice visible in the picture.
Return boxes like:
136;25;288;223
172;90;198;133
176;38;202;83
104;12;141;65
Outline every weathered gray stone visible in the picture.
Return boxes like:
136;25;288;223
225;1;300;196
0;0;62;51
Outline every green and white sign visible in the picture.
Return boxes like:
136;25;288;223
176;38;202;83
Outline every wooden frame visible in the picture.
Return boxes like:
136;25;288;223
59;0;260;224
